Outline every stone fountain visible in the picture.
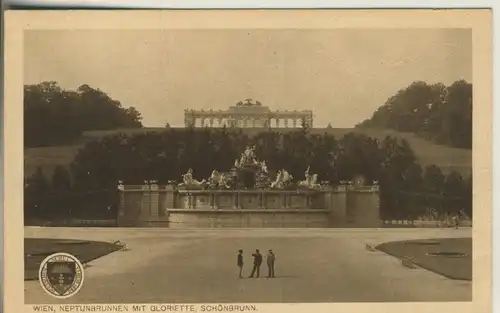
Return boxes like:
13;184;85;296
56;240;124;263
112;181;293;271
116;147;380;228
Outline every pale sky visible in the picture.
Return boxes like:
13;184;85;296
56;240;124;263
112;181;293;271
24;29;472;127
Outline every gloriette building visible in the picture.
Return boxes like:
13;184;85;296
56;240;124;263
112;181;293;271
184;99;313;128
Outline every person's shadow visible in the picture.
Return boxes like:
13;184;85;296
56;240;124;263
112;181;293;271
263;275;298;279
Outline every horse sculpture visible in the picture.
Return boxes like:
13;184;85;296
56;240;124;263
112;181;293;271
208;170;232;189
297;167;321;189
270;169;293;189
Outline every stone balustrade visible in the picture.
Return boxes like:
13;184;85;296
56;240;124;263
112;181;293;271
117;183;380;228
176;189;323;211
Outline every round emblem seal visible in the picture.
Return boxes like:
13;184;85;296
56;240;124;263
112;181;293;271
39;252;85;299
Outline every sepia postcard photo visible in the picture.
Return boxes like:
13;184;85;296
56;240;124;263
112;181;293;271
2;9;493;313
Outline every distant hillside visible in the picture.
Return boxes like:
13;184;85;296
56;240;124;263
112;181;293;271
24;127;472;179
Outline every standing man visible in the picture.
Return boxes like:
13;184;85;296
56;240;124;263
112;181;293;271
249;249;262;278
266;249;276;278
237;249;244;278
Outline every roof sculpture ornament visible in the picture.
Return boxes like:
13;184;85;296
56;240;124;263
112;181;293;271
236;99;263;107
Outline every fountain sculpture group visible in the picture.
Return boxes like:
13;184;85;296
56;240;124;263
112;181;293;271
177;146;322;191
117;147;380;228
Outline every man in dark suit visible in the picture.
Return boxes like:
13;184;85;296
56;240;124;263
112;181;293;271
237;249;244;278
266;249;276;278
249;249;262;278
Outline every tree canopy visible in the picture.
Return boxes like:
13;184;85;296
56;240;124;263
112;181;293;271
24;128;472;221
24;81;143;147
357;80;472;149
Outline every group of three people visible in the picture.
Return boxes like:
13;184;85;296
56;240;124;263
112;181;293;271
237;249;276;279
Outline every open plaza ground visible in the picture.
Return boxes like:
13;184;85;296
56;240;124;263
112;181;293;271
24;227;472;304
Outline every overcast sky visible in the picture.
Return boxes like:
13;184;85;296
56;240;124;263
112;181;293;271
24;29;472;127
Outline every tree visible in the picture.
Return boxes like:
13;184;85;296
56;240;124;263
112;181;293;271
463;174;473;218
57;127;462;221
421;165;446;216
26;167;51;195
51;165;71;193
24;167;51;219
423;165;445;194
440;80;473;148
24;82;143;147
400;163;425;218
357;80;472;149
442;171;464;214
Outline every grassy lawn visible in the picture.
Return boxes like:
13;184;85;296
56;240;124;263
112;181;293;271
376;237;472;281
24;238;122;281
24;127;472;179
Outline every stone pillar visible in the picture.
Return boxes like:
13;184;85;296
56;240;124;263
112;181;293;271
305;193;312;210
164;184;176;213
283;193;289;208
117;182;125;225
284;118;289;128
187;193;194;209
330;185;348;227
292;119;297;128
150;183;159;220
210;118;214;127
117;182;125;216
141;183;150;219
192;194;197;209
233;192;238;209
211;192;216;209
308;114;313;127
346;188;380;228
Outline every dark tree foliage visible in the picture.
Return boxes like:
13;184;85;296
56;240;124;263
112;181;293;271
24;167;51;220
51;165;71;193
24;81;143;147
23;128;472;221
357;80;472;149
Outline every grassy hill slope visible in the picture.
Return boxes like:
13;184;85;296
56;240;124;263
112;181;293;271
24;127;472;179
